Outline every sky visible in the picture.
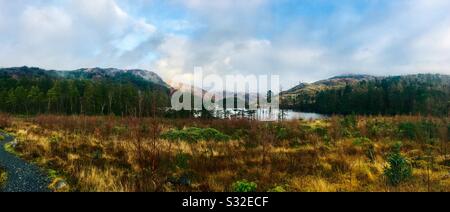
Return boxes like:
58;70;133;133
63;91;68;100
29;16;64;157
0;0;449;88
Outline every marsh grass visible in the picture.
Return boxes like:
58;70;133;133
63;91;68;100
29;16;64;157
5;115;450;192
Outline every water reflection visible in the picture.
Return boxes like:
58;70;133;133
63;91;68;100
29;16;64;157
210;109;327;121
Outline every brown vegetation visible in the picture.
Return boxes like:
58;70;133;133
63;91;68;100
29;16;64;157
1;114;449;192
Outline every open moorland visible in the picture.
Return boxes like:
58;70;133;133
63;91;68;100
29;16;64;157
1;114;448;192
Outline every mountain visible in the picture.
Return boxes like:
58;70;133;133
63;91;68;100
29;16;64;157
284;74;376;94
281;74;450;116
60;68;168;87
281;74;377;105
0;66;171;116
0;66;168;88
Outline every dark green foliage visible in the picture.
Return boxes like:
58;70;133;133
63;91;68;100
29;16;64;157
384;142;413;186
232;180;257;192
285;74;450;116
0;67;170;116
268;185;286;192
161;127;230;143
175;153;191;169
398;121;439;141
276;127;290;140
340;115;358;137
417;121;439;139
93;150;103;160
314;126;328;137
352;137;372;146
398;122;417;140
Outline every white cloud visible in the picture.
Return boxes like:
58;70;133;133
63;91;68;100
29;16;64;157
0;0;449;87
0;0;158;70
180;0;267;11
20;6;73;45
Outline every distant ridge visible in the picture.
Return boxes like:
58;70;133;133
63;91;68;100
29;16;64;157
281;73;450;116
283;73;449;95
0;66;168;88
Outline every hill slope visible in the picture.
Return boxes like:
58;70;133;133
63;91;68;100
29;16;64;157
0;67;170;116
0;66;168;88
281;74;450;116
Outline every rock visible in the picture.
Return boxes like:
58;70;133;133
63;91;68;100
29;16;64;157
10;140;18;148
50;178;69;192
55;180;68;190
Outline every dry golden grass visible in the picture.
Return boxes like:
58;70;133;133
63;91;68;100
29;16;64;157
0;168;7;187
2;114;449;192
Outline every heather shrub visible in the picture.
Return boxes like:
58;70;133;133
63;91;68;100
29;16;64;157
161;127;230;143
232;180;257;192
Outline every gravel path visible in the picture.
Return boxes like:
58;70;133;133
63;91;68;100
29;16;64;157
0;133;51;192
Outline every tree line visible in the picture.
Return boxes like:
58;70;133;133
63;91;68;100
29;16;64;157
0;77;170;117
285;74;450;116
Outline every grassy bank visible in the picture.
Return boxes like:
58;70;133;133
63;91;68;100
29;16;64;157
2;114;449;192
0;168;6;187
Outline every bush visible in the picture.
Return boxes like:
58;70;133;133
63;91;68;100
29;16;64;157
232;180;257;192
398;122;417;140
340;115;358;137
366;119;394;139
314;127;328;138
341;115;357;129
161;127;230;143
352;137;372;146
268;185;286;192
276;127;290;141
384;142;412;186
353;137;376;162
417;121;438;140
398;121;439;141
175;153;191;169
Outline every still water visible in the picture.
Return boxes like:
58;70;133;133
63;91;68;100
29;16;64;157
211;109;327;121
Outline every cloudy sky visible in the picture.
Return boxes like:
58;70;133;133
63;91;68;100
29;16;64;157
0;0;449;87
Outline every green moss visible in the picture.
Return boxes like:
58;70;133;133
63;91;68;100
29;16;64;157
161;127;230;143
268;185;286;192
4;143;18;155
48;169;59;179
47;169;70;192
232;180;257;192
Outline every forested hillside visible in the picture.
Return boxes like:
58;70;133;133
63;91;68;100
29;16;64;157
0;67;170;116
282;74;450;116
